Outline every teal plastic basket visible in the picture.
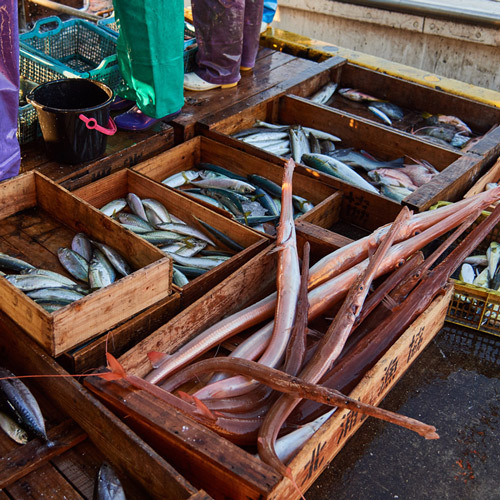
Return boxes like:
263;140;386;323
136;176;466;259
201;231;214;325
19;16;124;91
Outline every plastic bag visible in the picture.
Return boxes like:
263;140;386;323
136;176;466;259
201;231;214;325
113;0;184;119
0;0;21;182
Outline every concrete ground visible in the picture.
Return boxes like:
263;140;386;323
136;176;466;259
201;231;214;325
307;324;500;499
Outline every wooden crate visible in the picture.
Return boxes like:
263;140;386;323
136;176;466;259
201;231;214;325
198;84;493;212
58;292;181;374
73;168;270;307
85;237;452;500
279;60;500;212
131;135;400;235
0;309;212;500
0;171;172;356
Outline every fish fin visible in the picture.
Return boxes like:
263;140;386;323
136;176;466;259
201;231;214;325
421;111;433;119
98;353;127;380
177;391;217;421
381;295;398;311
147;351;169;369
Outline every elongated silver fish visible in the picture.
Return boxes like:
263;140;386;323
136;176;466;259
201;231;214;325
173;241;207;257
91;242;131;277
126;193;148;221
141;230;188;245
100;199;127;217
142;198;171;224
191;178;256;194
89;249;116;290
167;253;228;270
156;223;215;246
172;267;189;287
381;184;413;202
0;367;47;440
459;263;475;284
309;82;338;105
368;105;392;125
71;233;92;262
162;170;199;188
27;287;86;303
302;127;341;142
117;213;154;233
0;252;36;273
6;274;80;292
463;255;488;267
27;268;79;287
301;153;379;194
58;248;89;282
0;411;28;444
95;462;127;500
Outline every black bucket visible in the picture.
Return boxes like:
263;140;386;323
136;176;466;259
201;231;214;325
27;79;116;164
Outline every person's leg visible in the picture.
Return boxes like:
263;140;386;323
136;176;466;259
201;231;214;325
113;0;184;127
191;0;245;85
0;0;21;180
241;0;265;70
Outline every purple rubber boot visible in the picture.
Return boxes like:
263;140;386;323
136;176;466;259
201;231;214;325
114;105;181;131
192;0;263;85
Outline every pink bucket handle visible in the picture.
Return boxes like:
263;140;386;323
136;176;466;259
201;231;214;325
79;114;117;136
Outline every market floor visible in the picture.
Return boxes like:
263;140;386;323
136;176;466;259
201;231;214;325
306;324;500;500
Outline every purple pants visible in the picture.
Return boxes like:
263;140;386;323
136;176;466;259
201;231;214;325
192;0;264;85
0;0;21;181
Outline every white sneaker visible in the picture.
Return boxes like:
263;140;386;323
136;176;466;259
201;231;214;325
183;72;237;91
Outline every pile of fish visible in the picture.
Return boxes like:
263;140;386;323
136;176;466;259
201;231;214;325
99;193;236;286
160;163;314;233
459;241;500;290
0;234;133;312
103;161;500;486
0;367;47;444
309;81;475;150
231;120;438;202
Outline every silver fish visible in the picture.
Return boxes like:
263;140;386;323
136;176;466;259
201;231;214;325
241;131;290;143
117;213;154;233
253;120;290;130
167;254;228;270
0;367;47;440
58;248;89;282
27;268;79;287
368;105;392;125
0;252;36;273
100;199;127;217
191;178;256;194
162;170;199;188
89;249;116;290
27;287;86;303
72;233;93;262
459;263;475;284
91;242;131;277
141;230;188;245
156;223;215;246
126;193;148;221
301;153;379;194
309;82;338;105
172;267;189;287
173;241;208;257
5;274;80;291
142;199;171;224
463;255;488;267
95;462;127;500
0;411;28;444
381;184;413;202
302;127;341;142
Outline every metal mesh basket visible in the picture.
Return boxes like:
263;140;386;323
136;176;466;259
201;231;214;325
20;16;124;91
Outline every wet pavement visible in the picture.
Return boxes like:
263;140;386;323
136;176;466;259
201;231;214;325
307;324;500;499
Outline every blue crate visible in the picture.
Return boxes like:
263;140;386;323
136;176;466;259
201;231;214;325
20;16;124;91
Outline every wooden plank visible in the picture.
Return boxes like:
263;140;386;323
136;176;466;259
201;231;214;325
295;220;354;251
0;311;199;500
0;171;36;219
59;293;181;374
86;378;281;500
173;53;318;141
5;463;84;500
0;420;87;489
464;157;500;199
299;190;343;228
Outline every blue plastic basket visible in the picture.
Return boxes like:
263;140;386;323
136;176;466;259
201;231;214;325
19;16;124;91
18;45;82;145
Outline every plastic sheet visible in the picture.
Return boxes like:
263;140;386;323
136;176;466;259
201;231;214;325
0;0;21;181
192;0;264;85
112;0;184;119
